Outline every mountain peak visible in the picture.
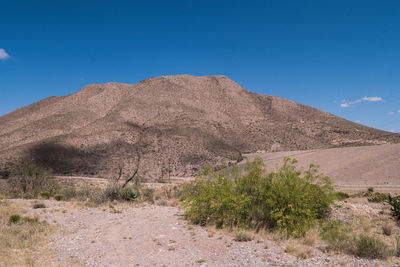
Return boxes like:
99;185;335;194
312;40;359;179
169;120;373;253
0;75;399;179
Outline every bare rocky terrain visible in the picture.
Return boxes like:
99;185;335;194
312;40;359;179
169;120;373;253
7;198;396;267
1;75;399;180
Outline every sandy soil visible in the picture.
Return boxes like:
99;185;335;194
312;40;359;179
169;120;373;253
3;199;391;267
244;144;400;192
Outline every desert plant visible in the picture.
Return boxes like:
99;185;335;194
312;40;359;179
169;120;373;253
388;195;400;222
368;192;390;203
60;186;77;200
7;161;55;195
9;214;21;224
354;234;392;259
118;186;140;201
33;203;46;209
234;230;253;242
39;191;50;199
335;191;350;200
395;236;400;257
382;221;393;236
142;188;154;203
54;194;64;201
321;220;355;253
182;157;335;237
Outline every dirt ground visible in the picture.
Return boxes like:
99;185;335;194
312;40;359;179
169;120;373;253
0;198;394;267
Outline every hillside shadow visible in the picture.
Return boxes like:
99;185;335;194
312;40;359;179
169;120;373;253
26;143;101;176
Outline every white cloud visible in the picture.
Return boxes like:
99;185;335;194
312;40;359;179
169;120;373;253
340;96;383;108
0;49;10;60
398;109;400;113
362;96;383;102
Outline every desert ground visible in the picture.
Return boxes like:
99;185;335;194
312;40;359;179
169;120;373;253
1;144;400;266
1;196;397;267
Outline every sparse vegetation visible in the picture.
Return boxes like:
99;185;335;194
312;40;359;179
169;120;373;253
321;220;393;259
8;214;21;224
335;191;350;200
6;161;59;197
33;203;46;209
39;191;50;199
181;157;335;237
54;194;64;201
321;220;354;253
368;192;390;203
354;234;392;259
0;201;52;266
234;230;253;242
388;195;400;222
382;220;394;236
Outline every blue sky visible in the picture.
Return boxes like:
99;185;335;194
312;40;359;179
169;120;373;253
1;0;400;132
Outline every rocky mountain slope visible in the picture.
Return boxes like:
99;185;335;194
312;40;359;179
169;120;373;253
0;75;398;179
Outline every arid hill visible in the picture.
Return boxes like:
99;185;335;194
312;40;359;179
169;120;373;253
0;75;399;179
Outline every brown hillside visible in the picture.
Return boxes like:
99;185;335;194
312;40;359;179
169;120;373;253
0;75;399;179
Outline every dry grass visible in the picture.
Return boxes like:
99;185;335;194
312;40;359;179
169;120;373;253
0;200;54;266
302;227;320;246
382;220;394;236
285;239;314;259
233;230;254;242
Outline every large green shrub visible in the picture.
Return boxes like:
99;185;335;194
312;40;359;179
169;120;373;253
181;158;335;237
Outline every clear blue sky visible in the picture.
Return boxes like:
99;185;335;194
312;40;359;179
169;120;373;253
1;0;400;132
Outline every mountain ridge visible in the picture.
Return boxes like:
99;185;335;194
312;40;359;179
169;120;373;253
0;75;399;179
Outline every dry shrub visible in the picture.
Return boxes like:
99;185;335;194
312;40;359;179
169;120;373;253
285;239;314;259
6;161;58;197
0;201;52;266
354;234;392;259
234;230;253;242
382;220;394;236
302;227;320;246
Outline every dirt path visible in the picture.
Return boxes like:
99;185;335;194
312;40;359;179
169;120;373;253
5;199;389;267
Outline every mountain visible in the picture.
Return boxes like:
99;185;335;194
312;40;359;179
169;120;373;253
0;75;399;179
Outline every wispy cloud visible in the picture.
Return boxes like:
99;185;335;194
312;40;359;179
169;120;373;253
0;49;10;61
340;96;383;107
388;111;394;115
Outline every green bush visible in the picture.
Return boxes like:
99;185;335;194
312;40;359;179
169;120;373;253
388;195;400;222
368;192;390;203
9;214;21;224
335;191;350;200
354;234;392;259
39;192;50;199
321;221;393;259
181;158;335;237
118;186;140;201
33;203;46;209
54;194;64;201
